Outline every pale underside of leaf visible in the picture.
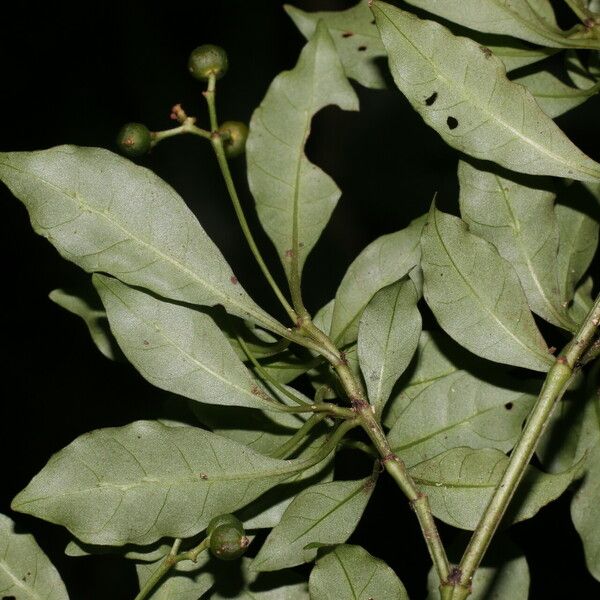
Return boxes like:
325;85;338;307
0;513;69;600
373;2;600;182
571;442;600;581
11;421;329;546
409;446;581;529
211;558;309;599
514;70;600;118
421;207;553;371
284;1;386;89
0;146;282;333
136;552;213;600
388;370;535;467
384;330;465;428
330;215;424;347
358;279;421;415
247;21;358;283
458;160;576;331
49;286;120;361
426;535;530;600
252;476;375;572
94;274;284;412
308;544;408;600
402;0;600;49
556;182;600;305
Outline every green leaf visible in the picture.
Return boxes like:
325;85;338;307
136;552;213;600
0;513;69;600
94;275;285;412
513;70;600;118
0;146;281;332
409;447;582;529
11;421;329;546
284;1;386;89
330;215;425;347
49;286;122;360
571;441;600;581
388;370;535;468
309;544;408;600
384;331;466;428
569;276;595;325
211;558;309;599
458;160;576;331
566;50;600;90
252;475;376;572
401;0;600;49
556;182;600;307
65;538;172;561
373;2;600;181
358;279;421;415
238;460;335;531
421;206;553;371
247;21;358;285
483;40;556;72
188;402;306;456
537;373;598;473
426;536;530;599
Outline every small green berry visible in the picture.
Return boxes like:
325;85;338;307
218;121;249;158
207;513;243;537
116;123;152;158
209;523;249;561
188;44;228;81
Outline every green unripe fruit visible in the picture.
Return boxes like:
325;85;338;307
188;44;228;81
116;123;152;158
209;524;249;561
207;513;243;537
218;121;249;158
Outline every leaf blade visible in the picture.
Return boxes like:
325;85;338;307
247;21;358;284
0;513;69;600
410;447;581;529
11;421;328;546
358;279;421;415
252;476;376;572
309;544;408;600
94;274;283;412
331;215;425;347
402;0;599;49
0;146;281;332
421;207;553;371
458;160;576;331
373;2;600;182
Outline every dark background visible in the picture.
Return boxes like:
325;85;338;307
0;1;598;598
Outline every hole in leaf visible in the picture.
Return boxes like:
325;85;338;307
447;116;459;129
342;31;354;38
358;45;367;51
371;19;376;24
505;402;513;410
425;92;438;106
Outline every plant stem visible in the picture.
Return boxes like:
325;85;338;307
205;73;219;133
235;329;310;407
151;120;212;146
202;71;298;322
455;293;600;596
207;126;298;322
270;413;328;459
563;0;597;23
299;319;450;583
133;537;210;600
